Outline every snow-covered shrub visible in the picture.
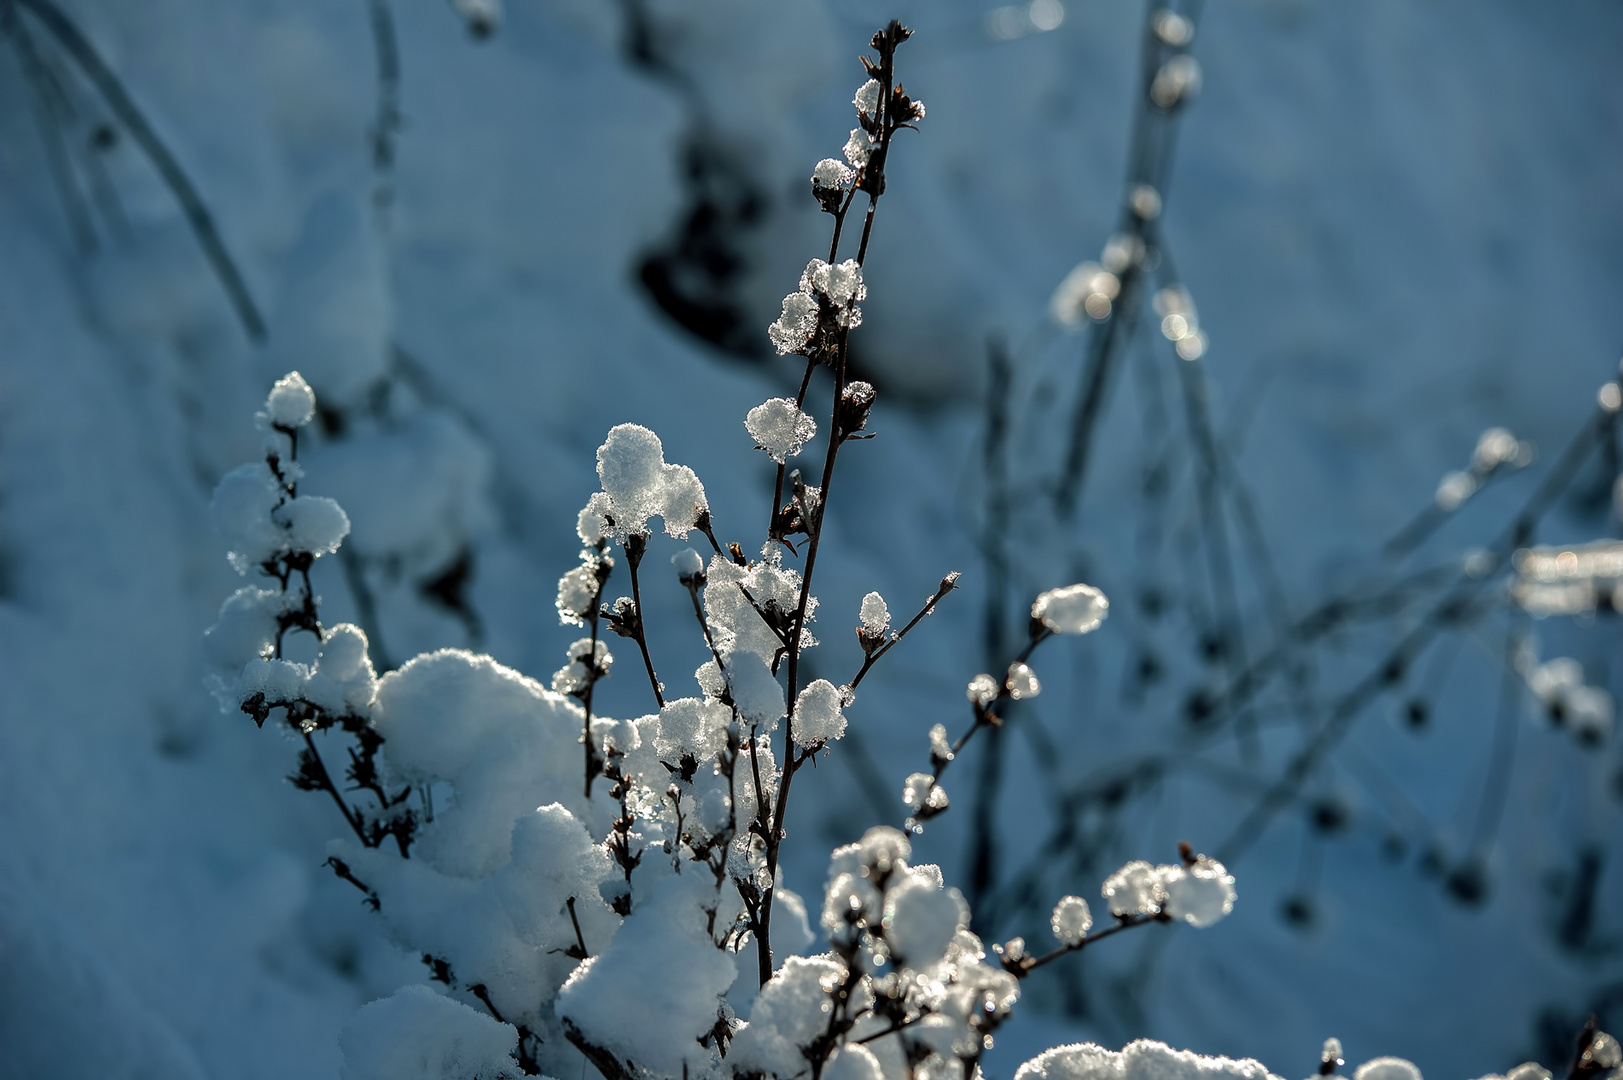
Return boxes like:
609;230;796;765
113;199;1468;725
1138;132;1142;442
199;20;1618;1080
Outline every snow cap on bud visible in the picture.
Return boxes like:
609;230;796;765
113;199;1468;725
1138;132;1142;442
1005;662;1040;700
793;679;850;748
902;773;948;821
1159;854;1236;927
672;548;704;585
1102;860;1166;917
844;127;875;167
1322;1039;1345;1072
854;78;883;116
859;592;891;636
264;371;316;429
1050;895;1093;946
967;673;999;707
836;381;876;437
1032;583;1109;635
746;398;817;464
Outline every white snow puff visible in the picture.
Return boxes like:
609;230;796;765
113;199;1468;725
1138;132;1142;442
1032;583;1109;635
262;371;316;429
1050;895;1093;946
1014;1039;1284;1080
595;424;709;539
746;398;818;464
1353;1059;1423;1080
859;591;890;635
792;679;848;748
1160;856;1237;928
338;985;522;1080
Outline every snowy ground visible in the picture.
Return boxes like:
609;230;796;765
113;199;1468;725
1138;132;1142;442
1;0;1621;1077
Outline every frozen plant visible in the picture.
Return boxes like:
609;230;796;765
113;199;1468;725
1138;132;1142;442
199;23;1456;1080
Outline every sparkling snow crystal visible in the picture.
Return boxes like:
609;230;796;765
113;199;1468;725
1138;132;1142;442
844;127;875;167
1006;662;1041;700
794;679;849;748
1032;583;1109;635
854;78;882;116
746;398;818;464
1050;895;1093;946
769;291;820;355
594;424;709;539
262;371;317;429
1101;861;1166;917
859;591;890;636
1160;855;1236;927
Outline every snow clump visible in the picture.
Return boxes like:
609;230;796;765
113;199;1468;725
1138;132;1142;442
1050;896;1093;946
261;371;316;429
1013;1039;1285;1080
595;424;709;539
1160;855;1237;927
794;679;849;748
1032;583;1109;635
746;398;818;463
859;591;890;636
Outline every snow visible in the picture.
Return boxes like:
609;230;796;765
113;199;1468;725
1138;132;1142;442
843;128;875;168
1352;1059;1423;1080
967;674;999;707
653;696;731;762
554;872;738;1079
747;398;818;464
1159;857;1237;929
672;547;705;584
1030;584;1109;635
1050;896;1093;946
854;79;882;117
371;650;601;875
770;291;821;355
859;592;891;636
729;955;843;1078
338;985;521;1080
3;0;1620;1076
1005;662;1041;700
593;425;708;540
794;678;849;747
1100;862;1165;919
263;371;317;429
274;495;352;556
1014;1040;1283;1080
882;870;965;968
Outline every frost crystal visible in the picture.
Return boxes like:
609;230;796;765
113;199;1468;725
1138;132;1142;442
576;491;612;546
556;560;599;626
903;772;947;814
859;591;891;636
769;291;820;355
593;424;709;539
844;127;875;167
854;78;883;116
813;157;854;193
1031;583;1109;635
552;637;610;695
263;371;316;429
794;679;849;748
967;673;999;707
1005;662;1041;700
1101;860;1166;917
929;723;954;764
803;258;867;310
1160;855;1236;927
1050;895;1093;946
746;398;818;464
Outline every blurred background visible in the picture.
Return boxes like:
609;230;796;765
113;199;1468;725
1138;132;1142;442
1;0;1621;1076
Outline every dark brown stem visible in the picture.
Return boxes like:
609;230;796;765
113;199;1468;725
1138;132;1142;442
622;537;665;709
847;572;960;691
